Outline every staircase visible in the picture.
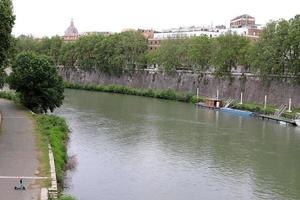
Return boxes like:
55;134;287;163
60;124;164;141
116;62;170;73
224;99;234;108
274;104;287;117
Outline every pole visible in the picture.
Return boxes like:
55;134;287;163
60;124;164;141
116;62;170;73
217;89;219;100
240;92;243;104
288;98;292;112
264;95;267;109
196;88;199;101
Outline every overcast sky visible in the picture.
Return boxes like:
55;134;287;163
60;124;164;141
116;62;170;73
12;0;300;37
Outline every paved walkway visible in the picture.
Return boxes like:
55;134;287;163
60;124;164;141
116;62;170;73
0;99;40;200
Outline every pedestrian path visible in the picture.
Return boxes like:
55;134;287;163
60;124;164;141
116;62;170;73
0;99;41;200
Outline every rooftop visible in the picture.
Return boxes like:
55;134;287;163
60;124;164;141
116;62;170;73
231;14;255;21
64;19;79;37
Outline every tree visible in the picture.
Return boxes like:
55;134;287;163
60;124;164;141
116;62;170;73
212;34;251;77
0;0;15;86
9;52;64;113
59;41;77;67
250;15;300;83
187;36;213;71
154;38;189;72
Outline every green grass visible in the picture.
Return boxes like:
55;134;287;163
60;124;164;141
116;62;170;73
33;114;68;186
30;113;51;188
64;82;205;104
230;101;276;115
58;195;76;200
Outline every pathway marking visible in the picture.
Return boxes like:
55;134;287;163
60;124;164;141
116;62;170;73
2;116;26;118
0;176;49;180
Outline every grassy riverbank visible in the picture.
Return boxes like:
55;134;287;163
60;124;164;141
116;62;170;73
64;82;204;103
34;114;68;186
64;82;299;119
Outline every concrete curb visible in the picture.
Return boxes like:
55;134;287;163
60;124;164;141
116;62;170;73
48;144;58;199
40;144;58;200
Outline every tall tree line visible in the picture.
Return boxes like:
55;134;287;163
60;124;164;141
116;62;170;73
14;15;300;83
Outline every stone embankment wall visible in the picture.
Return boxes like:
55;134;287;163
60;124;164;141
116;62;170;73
60;68;300;107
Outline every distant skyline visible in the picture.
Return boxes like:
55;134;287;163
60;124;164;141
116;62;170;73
12;0;300;37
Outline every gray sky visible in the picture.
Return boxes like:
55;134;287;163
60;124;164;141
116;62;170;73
12;0;300;37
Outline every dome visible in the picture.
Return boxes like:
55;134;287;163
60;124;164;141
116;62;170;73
64;19;79;37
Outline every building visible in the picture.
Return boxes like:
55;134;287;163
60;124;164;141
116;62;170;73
148;38;162;50
153;26;223;40
230;14;255;28
82;31;112;36
63;19;80;42
138;29;154;39
146;26;225;50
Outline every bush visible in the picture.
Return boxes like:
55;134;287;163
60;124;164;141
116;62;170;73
8;52;64;113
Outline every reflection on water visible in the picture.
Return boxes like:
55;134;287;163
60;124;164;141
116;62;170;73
55;89;300;200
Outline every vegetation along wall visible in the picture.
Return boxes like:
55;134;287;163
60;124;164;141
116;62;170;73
60;68;300;107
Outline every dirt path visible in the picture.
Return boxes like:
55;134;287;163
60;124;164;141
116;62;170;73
0;99;40;200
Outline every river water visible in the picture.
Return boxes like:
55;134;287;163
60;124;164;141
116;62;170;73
55;89;300;200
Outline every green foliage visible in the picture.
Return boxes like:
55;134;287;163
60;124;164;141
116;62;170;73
0;0;15;86
34;114;68;186
59;42;77;67
230;101;275;115
188;36;213;71
212;34;251;77
250;15;300;83
153;38;189;72
58;196;76;200
15;31;148;75
0;91;18;101
14;35;63;65
64;82;203;103
8;52;64;113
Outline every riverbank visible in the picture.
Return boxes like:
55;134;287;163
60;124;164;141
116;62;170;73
64;82;300;119
0;91;74;200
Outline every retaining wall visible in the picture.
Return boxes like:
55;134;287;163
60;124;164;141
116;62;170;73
59;68;300;107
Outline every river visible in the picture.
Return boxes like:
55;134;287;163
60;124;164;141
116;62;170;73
55;89;300;200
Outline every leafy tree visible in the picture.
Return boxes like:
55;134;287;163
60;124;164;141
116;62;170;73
114;31;148;71
288;15;300;80
0;0;15;86
187;36;213;71
75;34;102;69
14;35;39;56
250;15;300;83
59;41;77;67
154;38;189;72
212;34;251;77
9;52;64;113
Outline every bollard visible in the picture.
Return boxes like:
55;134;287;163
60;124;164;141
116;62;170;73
264;95;267;110
288;98;292;112
240;92;243;104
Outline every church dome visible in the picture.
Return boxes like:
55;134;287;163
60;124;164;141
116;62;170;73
64;19;79;36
